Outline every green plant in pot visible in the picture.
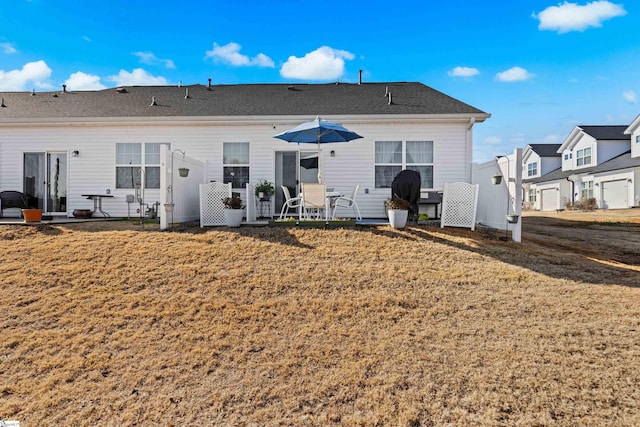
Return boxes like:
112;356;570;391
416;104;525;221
255;179;275;200
385;196;411;229
222;195;245;227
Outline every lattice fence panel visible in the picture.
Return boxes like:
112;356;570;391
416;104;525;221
245;184;256;222
200;182;231;227
441;182;479;231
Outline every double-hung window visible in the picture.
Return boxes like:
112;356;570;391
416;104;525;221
636;135;640;143
527;162;538;177
529;188;536;204
116;143;168;189
581;181;593;199
576;147;591;167
223;142;250;189
375;140;434;189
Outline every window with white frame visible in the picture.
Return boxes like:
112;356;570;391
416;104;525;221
116;142;168;189
576;147;591;166
527;162;538;177
636;135;640;143
564;153;572;160
581;181;593;199
529;188;536;204
374;140;433;189
223;142;250;189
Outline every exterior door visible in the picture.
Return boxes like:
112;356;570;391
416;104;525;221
274;150;319;215
540;188;556;211
23;152;67;214
601;179;628;209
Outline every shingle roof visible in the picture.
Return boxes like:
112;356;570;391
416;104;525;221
529;144;561;157
525;151;640;183
0;82;489;120
579;125;628;140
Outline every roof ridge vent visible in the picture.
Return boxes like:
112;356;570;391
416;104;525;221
1;97;5;107
116;87;128;93
150;96;157;106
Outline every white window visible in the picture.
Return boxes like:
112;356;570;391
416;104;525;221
636;135;640;143
529;188;536;204
223;142;250;189
564;153;572;160
374;140;434;189
527;162;538;177
116;143;168;189
576;147;591;167
581;181;593;199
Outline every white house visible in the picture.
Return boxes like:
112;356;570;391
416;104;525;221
521;144;561;209
0;82;490;219
525;125;640;210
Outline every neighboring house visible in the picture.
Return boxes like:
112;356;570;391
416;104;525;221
0;82;490;218
525;125;640;211
521;144;561;209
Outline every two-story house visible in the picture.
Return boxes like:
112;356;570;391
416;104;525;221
525;124;640;211
521;144;561;209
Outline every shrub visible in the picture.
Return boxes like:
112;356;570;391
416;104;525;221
222;195;244;209
385;197;411;210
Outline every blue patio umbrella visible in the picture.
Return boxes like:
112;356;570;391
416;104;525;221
274;117;363;182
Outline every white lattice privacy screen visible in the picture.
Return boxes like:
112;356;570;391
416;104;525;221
245;184;256;222
441;182;479;231
200;182;232;227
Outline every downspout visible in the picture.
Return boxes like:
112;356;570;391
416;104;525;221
566;176;575;205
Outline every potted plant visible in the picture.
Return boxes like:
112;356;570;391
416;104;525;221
222;195;245;227
385;197;411;229
255;179;275;200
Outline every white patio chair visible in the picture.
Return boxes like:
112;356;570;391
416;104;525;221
279;185;302;220
330;185;362;221
301;183;326;220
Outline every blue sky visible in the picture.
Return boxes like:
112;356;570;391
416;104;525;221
1;0;638;162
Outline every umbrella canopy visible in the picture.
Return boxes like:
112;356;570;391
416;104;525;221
274;117;363;183
274;117;363;148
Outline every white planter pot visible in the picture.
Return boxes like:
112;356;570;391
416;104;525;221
388;209;408;229
224;208;244;227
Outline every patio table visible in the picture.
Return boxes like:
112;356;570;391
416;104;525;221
82;194;114;218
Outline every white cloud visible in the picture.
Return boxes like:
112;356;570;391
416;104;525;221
204;42;274;67
133;51;176;69
622;90;637;104
108;68;168;86
447;66;480;78
83;36;91;42
64;71;106;91
510;133;526;143
0;60;52;91
485;136;502;145
534;1;627;33
495;66;534;82
280;46;355;80
0;42;17;54
543;134;562;143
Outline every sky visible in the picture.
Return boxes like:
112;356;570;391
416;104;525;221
1;0;639;162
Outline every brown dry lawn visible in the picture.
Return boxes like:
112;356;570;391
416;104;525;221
1;209;639;426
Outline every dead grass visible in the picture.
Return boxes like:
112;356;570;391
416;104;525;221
1;211;639;426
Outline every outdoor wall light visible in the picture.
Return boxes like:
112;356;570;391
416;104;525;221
72;150;79;157
330;150;336;157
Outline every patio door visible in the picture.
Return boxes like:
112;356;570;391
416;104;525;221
23;152;68;214
274;150;319;215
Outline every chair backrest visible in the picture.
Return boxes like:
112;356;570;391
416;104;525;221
349;185;360;201
281;185;293;202
302;183;326;208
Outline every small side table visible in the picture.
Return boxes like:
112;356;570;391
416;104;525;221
256;198;272;218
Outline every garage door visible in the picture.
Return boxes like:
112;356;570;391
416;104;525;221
540;189;557;211
602;180;628;209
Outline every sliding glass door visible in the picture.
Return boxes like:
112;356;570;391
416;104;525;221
23;152;67;214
